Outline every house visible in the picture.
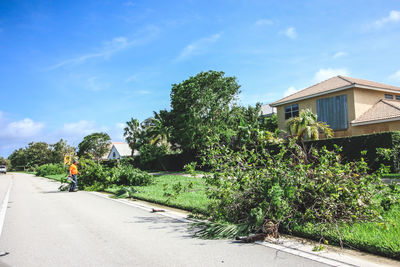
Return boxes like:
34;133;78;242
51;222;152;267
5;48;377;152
106;142;139;160
260;104;277;117
270;76;400;137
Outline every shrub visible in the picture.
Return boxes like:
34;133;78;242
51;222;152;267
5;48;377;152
200;139;386;238
306;131;400;172
78;158;152;190
78;158;109;189
117;165;152;186
36;163;66;177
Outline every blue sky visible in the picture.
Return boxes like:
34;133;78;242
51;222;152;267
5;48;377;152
1;0;400;157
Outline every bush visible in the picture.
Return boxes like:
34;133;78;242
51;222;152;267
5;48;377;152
35;163;66;177
78;158;152;190
78;158;109;189
200;139;386;238
306;131;400;172
117;165;153;186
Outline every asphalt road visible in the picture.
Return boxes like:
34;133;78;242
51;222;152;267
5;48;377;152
0;173;331;267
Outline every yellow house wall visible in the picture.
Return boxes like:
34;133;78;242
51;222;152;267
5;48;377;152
352;88;396;119
352;120;400;135
276;89;355;137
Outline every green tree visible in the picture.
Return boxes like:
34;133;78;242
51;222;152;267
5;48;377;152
287;109;333;141
24;142;53;167
8;148;27;170
143;111;172;147
124;118;141;156
77;132;111;161
0;157;10;168
260;113;278;132
170;70;241;154
50;139;76;163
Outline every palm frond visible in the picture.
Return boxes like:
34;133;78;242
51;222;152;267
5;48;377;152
191;221;252;239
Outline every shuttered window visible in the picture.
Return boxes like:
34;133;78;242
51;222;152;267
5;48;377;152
316;95;348;130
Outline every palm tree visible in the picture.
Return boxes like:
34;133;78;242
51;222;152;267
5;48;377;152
124;118;141;156
144;111;172;147
287;109;333;141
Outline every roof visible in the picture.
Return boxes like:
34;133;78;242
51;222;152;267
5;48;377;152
352;99;400;126
270;76;400;107
112;143;132;157
102;141;134;159
260;104;276;116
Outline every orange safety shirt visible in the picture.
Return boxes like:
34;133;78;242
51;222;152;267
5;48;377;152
69;164;78;175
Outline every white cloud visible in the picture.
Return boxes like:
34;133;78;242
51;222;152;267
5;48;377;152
47;26;159;70
284;27;297;39
374;10;400;28
313;68;349;83
284;86;299;97
389;70;400;81
254;19;273;27
47;37;134;70
60;120;105;137
0;118;44;139
175;33;221;61
333;51;347;58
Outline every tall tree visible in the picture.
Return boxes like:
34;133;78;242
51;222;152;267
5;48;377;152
144;111;172;147
77;132;111;161
24;142;53;167
170;70;241;155
124;118;141;156
287;109;333;141
50;139;76;163
8;148;26;170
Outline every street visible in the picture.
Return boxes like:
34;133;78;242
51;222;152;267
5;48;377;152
0;173;332;267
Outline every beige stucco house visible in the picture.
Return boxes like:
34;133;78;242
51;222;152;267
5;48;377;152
270;76;400;137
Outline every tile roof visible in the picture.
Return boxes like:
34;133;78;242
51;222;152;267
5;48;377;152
270;76;400;106
352;99;400;125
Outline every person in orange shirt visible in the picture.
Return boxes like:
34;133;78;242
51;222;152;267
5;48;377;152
69;161;80;192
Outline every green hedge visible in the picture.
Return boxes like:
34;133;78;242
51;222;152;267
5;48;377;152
35;163;66;177
306;131;400;172
103;152;198;171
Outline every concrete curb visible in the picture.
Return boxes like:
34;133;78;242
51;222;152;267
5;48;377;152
88;191;397;267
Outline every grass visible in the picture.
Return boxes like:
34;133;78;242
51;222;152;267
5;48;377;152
42;173;67;182
106;174;210;214
291;205;400;259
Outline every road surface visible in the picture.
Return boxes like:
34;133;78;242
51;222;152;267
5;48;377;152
0;173;333;267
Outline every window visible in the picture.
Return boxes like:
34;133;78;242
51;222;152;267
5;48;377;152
113;152;116;158
284;104;299;120
385;94;394;99
317;94;348;130
396;95;400;101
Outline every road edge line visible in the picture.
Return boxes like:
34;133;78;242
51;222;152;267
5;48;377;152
88;191;358;267
0;177;13;238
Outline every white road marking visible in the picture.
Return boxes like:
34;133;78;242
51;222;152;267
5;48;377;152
0;177;13;238
88;191;355;267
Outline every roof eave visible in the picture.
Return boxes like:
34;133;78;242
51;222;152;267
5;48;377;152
269;85;355;107
351;116;400;126
270;84;400;107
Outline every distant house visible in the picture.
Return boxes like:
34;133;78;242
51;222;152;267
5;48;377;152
106;142;139;160
270;76;400;137
260;104;277;117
